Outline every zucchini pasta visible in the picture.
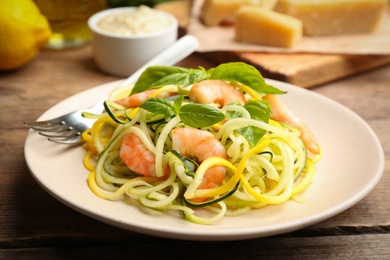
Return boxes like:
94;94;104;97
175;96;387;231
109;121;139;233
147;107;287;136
82;62;322;225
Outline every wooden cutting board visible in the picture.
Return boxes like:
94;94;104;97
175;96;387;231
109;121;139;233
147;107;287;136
157;0;390;88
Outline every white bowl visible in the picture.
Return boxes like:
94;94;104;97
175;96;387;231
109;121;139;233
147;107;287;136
88;7;178;76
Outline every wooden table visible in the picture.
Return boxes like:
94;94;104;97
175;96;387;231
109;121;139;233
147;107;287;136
1;45;389;259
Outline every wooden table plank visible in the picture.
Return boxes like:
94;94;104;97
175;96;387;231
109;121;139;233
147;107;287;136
1;234;389;259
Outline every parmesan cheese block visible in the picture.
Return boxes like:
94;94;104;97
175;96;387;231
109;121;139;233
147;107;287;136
235;7;302;48
200;0;278;26
274;0;388;36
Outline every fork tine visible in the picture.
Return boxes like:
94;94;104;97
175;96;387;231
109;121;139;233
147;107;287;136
38;130;79;139
30;124;69;132
47;135;82;145
24;120;49;126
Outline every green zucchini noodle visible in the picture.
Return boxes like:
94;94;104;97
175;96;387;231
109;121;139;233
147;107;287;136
82;68;322;225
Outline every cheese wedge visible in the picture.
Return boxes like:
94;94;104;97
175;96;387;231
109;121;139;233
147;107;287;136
200;0;278;26
274;0;388;36
235;7;302;48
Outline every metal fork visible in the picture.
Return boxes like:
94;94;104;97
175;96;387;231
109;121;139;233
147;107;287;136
24;35;199;145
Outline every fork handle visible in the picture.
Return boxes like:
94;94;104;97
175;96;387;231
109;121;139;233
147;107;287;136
90;35;199;113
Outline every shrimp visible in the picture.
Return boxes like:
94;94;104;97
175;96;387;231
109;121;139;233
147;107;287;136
120;132;164;178
263;94;320;158
189;79;245;107
172;128;227;189
120;128;227;189
115;89;174;108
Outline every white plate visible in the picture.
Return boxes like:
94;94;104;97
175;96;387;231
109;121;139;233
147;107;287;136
24;79;384;241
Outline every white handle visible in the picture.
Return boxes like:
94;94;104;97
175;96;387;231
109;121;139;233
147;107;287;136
121;35;199;86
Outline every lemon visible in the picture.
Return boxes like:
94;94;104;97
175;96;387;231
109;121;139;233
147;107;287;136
0;0;51;70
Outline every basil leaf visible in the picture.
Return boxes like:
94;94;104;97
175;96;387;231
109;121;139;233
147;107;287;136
131;66;186;94
179;104;225;128
141;98;225;128
245;100;271;123
237;125;265;147
208;62;285;94
131;66;207;95
226;100;271;147
173;95;184;113
140;98;175;119
156;69;207;89
243;100;271;146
